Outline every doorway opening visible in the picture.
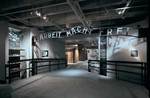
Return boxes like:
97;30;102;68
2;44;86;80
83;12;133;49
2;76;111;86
65;37;98;67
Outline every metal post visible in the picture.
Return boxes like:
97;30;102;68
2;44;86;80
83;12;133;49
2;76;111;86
49;61;51;71
8;64;11;84
88;61;91;72
141;63;144;85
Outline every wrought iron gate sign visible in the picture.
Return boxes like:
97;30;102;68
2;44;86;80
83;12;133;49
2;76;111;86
36;27;132;41
36;26;92;41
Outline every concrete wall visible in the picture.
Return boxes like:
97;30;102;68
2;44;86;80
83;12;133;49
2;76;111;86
39;38;65;58
34;31;65;71
106;28;147;82
0;21;9;82
21;28;65;59
20;28;65;75
107;36;147;62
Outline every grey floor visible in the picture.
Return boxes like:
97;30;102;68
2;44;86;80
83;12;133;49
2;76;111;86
1;62;149;98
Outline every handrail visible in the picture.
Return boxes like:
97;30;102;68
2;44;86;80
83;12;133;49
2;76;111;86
6;58;67;83
88;60;146;64
8;58;66;63
107;60;146;64
88;60;147;85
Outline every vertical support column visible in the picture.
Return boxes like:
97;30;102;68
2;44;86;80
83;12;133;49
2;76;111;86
31;36;37;75
31;60;36;75
65;59;68;68
99;30;107;76
0;21;9;83
147;28;150;97
141;63;144;85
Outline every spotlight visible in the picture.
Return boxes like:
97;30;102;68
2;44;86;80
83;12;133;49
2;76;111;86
30;12;33;15
37;13;41;17
35;10;38;15
118;10;122;15
35;11;41;17
43;16;47;20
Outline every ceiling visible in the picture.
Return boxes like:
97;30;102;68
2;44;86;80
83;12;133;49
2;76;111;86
0;0;148;32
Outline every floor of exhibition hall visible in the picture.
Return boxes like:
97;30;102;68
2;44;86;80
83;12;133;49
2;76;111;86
7;63;148;98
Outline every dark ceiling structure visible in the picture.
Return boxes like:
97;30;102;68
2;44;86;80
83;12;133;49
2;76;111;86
0;0;148;31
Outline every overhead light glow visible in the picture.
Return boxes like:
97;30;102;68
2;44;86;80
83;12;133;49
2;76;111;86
30;12;33;15
35;11;41;17
43;16;47;20
116;7;130;10
118;10;122;15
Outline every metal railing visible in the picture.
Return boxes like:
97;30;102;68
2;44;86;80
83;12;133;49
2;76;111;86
88;60;147;85
6;58;67;83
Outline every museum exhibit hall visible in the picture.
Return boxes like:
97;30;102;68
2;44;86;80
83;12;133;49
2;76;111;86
0;0;149;98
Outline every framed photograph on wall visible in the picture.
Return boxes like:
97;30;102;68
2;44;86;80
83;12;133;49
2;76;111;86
41;50;48;57
131;50;138;57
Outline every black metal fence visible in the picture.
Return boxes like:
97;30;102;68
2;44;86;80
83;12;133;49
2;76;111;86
6;58;67;83
88;60;147;85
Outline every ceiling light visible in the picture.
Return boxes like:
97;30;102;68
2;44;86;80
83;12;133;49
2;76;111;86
43;16;47;20
117;10;123;15
35;11;41;16
116;7;130;10
35;11;38;15
30;11;34;15
37;13;41;17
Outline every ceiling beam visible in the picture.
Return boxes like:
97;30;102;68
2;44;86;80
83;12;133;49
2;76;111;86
7;15;63;30
0;0;86;16
20;10;146;28
67;0;90;29
8;4;147;21
0;2;67;16
1;0;59;11
116;0;133;18
7;0;133;21
49;19;64;30
6;16;33;27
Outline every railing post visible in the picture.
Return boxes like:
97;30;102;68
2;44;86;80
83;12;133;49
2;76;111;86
32;60;37;75
141;63;144;85
8;63;11;84
49;61;51;72
57;60;60;69
65;59;68;68
35;61;38;74
88;60;91;72
115;63;118;80
144;63;147;86
99;60;101;74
